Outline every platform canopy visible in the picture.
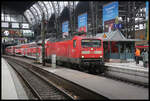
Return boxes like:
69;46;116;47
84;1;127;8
96;30;142;42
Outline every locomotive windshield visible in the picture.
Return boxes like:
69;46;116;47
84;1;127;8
81;39;101;47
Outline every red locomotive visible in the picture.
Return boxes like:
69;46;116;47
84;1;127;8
5;35;105;73
45;35;104;73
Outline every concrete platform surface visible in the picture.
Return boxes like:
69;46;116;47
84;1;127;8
2;58;28;99
43;67;148;99
105;61;148;72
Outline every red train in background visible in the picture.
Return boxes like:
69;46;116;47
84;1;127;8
5;35;105;73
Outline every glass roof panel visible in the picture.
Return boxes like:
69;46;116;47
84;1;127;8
58;1;68;13
24;12;32;24
43;1;52;19
30;7;38;18
38;1;48;19
25;10;35;24
33;4;42;21
23;1;79;25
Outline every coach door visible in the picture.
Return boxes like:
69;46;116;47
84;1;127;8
72;40;77;57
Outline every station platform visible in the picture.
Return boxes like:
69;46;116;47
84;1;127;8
2;55;149;99
105;61;148;70
2;58;28;99
105;61;149;84
43;67;148;99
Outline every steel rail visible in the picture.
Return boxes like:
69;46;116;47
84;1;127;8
7;60;42;100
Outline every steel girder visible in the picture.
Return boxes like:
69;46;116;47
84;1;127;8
40;2;49;20
31;6;40;22
29;8;38;24
25;10;34;24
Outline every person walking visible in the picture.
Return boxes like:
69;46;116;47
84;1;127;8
135;48;140;64
142;49;148;68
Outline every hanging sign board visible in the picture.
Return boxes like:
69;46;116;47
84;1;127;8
2;22;9;28
22;23;29;29
11;23;19;28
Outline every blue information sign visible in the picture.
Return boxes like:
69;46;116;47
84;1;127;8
62;21;69;33
78;13;87;32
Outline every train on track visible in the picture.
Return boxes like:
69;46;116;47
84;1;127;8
5;35;105;73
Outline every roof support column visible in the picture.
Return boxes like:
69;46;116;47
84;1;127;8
51;2;59;38
68;1;73;37
90;1;95;35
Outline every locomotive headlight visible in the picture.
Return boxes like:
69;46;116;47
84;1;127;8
82;56;84;58
100;55;103;58
94;51;102;54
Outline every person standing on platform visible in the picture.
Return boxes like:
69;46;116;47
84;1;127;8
135;48;140;64
142;49;148;68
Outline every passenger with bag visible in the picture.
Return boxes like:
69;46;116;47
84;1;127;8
141;49;148;68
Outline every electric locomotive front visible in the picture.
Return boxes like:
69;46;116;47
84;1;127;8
79;37;104;65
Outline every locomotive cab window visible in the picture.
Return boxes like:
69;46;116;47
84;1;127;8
73;40;76;48
81;39;101;47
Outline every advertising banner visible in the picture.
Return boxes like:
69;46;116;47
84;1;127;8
146;1;149;40
78;13;87;32
62;21;69;38
2;29;22;37
103;2;118;32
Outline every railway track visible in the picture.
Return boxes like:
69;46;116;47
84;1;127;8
6;59;72;100
4;56;108;100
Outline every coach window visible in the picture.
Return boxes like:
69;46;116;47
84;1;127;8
73;40;76;48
